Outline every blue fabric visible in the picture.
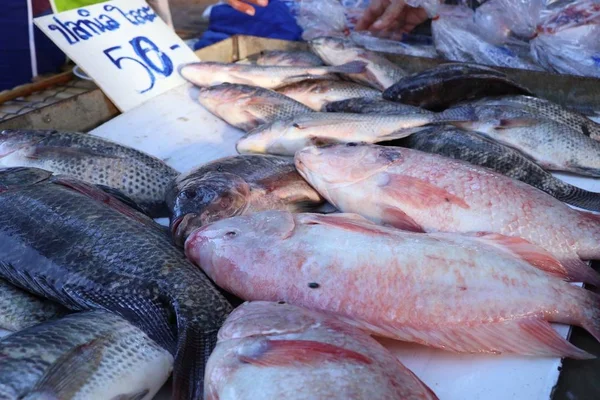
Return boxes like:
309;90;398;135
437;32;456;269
194;1;303;50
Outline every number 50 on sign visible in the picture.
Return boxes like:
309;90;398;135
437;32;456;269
35;0;199;112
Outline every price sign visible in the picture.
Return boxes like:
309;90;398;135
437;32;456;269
35;0;199;112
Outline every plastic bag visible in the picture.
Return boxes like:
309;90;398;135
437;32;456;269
432;5;543;70
294;0;350;40
474;0;544;45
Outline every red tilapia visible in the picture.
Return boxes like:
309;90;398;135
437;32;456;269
186;211;600;358
205;301;437;400
295;143;600;286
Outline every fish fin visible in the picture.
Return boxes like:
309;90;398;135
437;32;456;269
326;61;367;75
110;389;150;400
172;326;220;400
298;213;396;236
379;126;431;141
376;172;470;210
558;256;600;287
579;290;600;343
26;337;107;400
239;339;372;366
380;317;593;359
94;184;148;214
495;118;539;129
380;206;426;233
26;145;121;161
467;232;569;279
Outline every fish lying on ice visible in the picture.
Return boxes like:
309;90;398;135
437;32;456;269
0;130;178;217
166;154;324;247
236;50;325;67
179;61;366;89
0;278;67;332
0;174;232;400
438;104;600;177
186;211;600;358
236;112;438;156
294;143;600;286
277;80;381;111
205;301;438;400
382;63;532;110
0;310;173;400
398;125;600;212
197;83;313;132
309;36;406;90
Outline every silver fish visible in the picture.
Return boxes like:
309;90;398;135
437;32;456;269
309;36;406;90
439;104;600;177
237;50;324;67
179;61;366;89
0;130;178;217
278;80;381;111
197;83;314;132
0;311;173;400
236;112;437;156
0;279;66;332
324;97;433;115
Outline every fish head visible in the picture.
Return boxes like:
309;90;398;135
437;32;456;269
198;83;268;129
295;143;401;189
0;129;50;158
185;210;296;282
179;62;226;87
170;171;251;247
236;119;298;156
309;36;356;63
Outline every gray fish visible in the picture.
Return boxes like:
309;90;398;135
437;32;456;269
439;104;600;177
0;130;179;217
197;83;314;132
397;125;600;211
277;80;381;111
236;112;438;156
237;50;324;67
469;96;600;141
0;178;232;400
0;166;53;191
309;36;406;90
179;61;366;89
324;97;433;115
0;279;67;332
382;63;532;111
0;311;173;400
166;155;324;247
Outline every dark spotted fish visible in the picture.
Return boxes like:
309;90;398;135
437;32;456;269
166;154;324;247
0;311;172;399
0;178;232;400
382;63;532;111
396;125;600;211
197;83;313;132
0;130;179;217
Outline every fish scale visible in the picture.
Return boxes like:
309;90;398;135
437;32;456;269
0;180;232;400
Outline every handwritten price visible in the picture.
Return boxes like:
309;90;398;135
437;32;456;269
104;36;176;93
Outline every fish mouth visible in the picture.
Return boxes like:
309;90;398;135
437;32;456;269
170;213;199;247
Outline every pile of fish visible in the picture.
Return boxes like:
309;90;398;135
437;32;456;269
2;37;600;400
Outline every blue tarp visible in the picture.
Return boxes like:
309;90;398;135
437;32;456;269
194;1;303;50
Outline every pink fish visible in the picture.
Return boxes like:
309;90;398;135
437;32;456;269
205;301;438;400
186;211;600;359
295;143;600;286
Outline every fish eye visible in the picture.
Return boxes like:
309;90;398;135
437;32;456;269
224;231;237;238
181;189;196;199
346;142;357;147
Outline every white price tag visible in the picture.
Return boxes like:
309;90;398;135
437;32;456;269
34;0;199;112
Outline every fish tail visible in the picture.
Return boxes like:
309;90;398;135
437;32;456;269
558;256;600;287
550;179;600;212
172;321;220;400
573;288;600;346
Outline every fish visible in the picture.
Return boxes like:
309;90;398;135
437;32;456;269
324;97;433;115
0;278;67;332
205;301;438;400
438;104;600;177
467;95;600;141
0;177;232;400
397;125;600;212
166;154;324;247
309;36;407;90
277;80;381;111
186;210;600;359
0;130;179;218
179;61;366;90
382;63;533;111
197;83;314;132
294;143;600;286
236;50;324;67
0;310;173;400
236;112;437;156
